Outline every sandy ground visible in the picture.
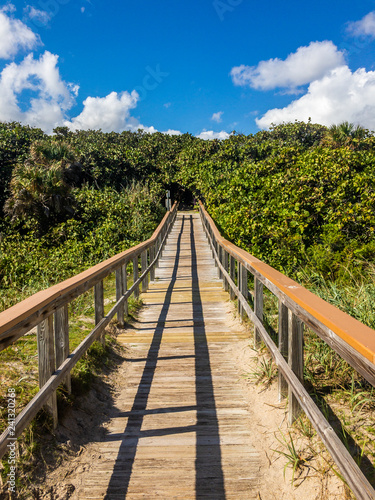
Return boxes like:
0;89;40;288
16;319;349;500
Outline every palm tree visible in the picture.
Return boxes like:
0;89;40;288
4;140;76;233
322;121;369;148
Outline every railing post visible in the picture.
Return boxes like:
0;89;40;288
123;262;128;319
238;263;242;319
218;246;223;279
254;277;263;348
37;317;58;428
288;311;304;424
116;267;124;328
54;305;71;394
223;250;229;291
156;235;161;267
278;301;289;401
150;245;155;281
141;250;148;292
94;280;105;345
230;255;236;300
133;255;139;299
240;264;248;321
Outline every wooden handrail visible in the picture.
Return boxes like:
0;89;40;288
0;201;178;459
0;202;178;350
199;201;375;500
199;201;375;384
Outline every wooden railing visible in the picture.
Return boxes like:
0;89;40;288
199;201;375;500
0;202;178;460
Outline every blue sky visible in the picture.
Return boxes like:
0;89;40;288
1;0;375;137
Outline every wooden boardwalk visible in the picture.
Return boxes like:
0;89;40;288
77;212;260;499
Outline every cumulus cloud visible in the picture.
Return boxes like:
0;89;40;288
211;111;223;123
0;51;78;133
66;91;140;132
347;11;375;37
231;41;345;92
197;129;230;140
24;6;51;25
0;7;40;59
256;65;375;130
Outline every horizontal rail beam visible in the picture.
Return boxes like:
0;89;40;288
199;202;375;386
0;204;177;460
203;215;375;500
0;203;178;349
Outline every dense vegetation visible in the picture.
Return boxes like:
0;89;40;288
1;120;375;314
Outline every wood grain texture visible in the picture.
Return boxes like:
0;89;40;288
76;212;259;499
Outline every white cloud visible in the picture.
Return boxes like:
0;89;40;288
347;11;375;37
164;102;171;108
211;111;223;123
256;65;375;130
231;41;345;92
164;129;182;136
1;4;16;13
0;8;39;59
197;129;230;140
66;91;140;132
0;51;78;133
24;6;51;25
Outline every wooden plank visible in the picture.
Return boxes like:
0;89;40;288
75;212;259;499
37;317;58;428
54;305;71;393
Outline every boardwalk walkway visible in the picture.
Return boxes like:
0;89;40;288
77;212;260;499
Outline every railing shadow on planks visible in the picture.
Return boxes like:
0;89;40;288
0;203;178;461
199;201;375;500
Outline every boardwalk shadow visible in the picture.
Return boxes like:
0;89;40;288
104;214;226;498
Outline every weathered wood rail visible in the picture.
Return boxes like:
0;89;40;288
0;203;178;460
199;201;375;500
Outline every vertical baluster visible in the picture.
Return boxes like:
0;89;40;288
230;255;236;300
141;250;148;292
54;305;71;393
37;317;58;427
95;280;105;345
133;255;139;300
218;246;223;279
240;264;248;321
288;311;304;424
150;245;155;281
278;301;289;401
254;277;263;348
116;267;124;328
223;250;229;291
123;262;128;319
238;263;242;319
